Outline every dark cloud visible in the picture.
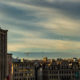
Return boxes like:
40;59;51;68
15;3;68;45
21;0;80;19
0;0;80;55
43;31;80;42
1;0;80;19
0;3;39;21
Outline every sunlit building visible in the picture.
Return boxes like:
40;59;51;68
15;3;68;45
12;60;36;80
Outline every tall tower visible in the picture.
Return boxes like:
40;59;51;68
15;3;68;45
0;28;8;80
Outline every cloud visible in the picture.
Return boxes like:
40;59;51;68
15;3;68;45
38;17;80;37
8;39;80;53
1;0;80;20
0;0;80;55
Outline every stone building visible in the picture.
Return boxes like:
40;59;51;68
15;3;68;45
42;59;80;80
0;28;8;80
12;60;36;80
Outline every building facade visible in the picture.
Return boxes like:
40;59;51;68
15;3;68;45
12;57;80;80
42;59;80;80
7;54;12;80
12;60;36;80
0;28;8;80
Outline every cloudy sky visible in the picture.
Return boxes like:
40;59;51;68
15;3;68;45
0;0;80;59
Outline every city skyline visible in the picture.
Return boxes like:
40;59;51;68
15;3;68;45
0;0;80;59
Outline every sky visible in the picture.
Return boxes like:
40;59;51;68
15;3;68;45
0;0;80;59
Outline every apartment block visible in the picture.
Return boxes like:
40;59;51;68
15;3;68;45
42;58;80;80
12;60;36;80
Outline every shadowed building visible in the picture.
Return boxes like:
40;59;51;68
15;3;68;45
42;58;80;80
0;28;8;80
7;54;12;80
